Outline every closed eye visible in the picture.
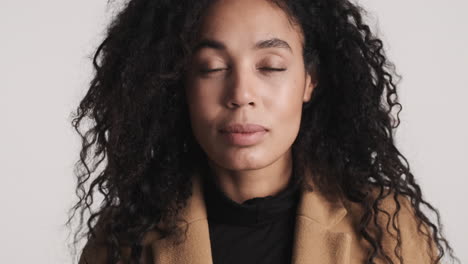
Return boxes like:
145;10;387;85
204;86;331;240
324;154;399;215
200;67;286;72
199;68;226;73
259;67;286;71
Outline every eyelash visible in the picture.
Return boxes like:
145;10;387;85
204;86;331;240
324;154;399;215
200;67;287;74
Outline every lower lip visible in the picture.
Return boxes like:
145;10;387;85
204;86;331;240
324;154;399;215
220;130;268;146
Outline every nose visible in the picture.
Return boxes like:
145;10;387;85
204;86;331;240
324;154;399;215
225;64;257;109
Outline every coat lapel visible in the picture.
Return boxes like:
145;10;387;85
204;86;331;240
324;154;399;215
291;172;351;264
151;170;213;264
150;168;351;264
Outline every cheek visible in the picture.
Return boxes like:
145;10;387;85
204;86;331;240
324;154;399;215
186;83;218;121
267;75;305;144
185;84;221;147
273;95;303;140
269;75;304;121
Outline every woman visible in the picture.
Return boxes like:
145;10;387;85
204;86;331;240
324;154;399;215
67;0;459;263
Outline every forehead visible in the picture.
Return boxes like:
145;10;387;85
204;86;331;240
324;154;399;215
195;0;303;54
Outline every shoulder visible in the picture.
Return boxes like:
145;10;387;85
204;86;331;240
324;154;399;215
79;230;159;264
341;186;439;263
78;211;161;264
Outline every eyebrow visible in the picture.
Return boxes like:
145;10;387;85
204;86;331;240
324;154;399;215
193;37;293;54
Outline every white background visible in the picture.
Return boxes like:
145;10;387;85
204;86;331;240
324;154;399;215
1;0;466;263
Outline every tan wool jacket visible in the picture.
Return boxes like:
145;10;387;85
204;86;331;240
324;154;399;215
79;168;438;264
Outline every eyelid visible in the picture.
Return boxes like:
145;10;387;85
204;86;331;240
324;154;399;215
198;67;287;74
259;67;287;71
199;67;286;72
199;68;227;73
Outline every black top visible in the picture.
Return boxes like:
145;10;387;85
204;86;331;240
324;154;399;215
202;165;301;264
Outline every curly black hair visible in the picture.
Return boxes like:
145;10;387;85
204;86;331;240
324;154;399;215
66;0;460;263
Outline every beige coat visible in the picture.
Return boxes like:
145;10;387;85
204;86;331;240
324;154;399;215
80;168;438;264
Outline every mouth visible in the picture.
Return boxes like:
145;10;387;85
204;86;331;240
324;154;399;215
219;123;269;133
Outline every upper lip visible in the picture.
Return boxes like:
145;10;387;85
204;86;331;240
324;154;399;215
219;123;268;133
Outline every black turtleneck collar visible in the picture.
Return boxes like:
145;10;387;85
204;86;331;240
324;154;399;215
202;163;301;227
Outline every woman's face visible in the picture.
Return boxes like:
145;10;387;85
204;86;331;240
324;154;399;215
185;0;315;171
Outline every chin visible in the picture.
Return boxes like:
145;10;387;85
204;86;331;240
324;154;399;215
211;149;272;171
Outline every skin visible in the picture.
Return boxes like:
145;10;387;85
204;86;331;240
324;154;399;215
184;0;316;204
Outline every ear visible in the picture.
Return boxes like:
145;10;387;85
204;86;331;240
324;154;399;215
303;71;317;103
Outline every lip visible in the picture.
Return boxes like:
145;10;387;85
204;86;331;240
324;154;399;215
219;123;268;133
219;123;268;146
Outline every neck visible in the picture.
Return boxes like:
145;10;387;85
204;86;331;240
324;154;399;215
205;150;293;204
